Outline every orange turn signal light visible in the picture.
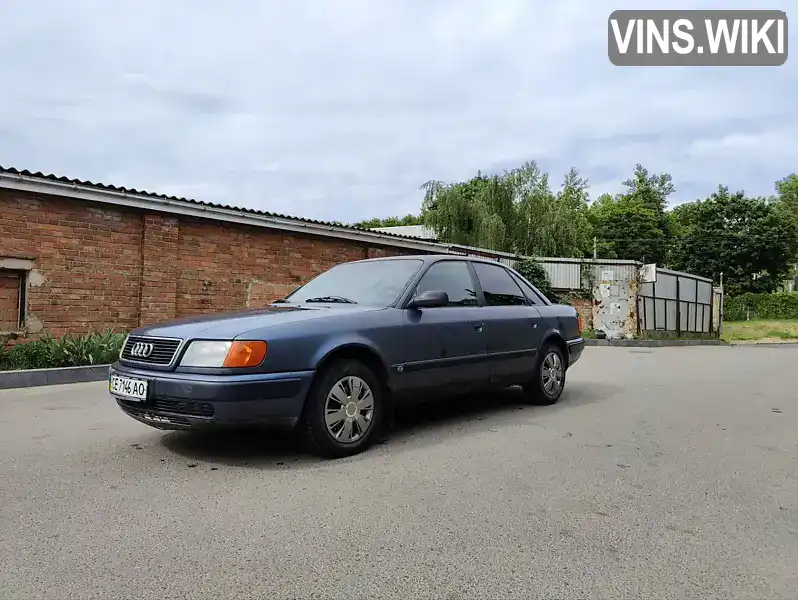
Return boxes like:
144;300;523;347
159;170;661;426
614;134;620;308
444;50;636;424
222;341;268;368
577;316;584;333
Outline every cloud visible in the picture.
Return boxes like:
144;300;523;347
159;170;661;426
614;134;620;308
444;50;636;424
0;0;794;223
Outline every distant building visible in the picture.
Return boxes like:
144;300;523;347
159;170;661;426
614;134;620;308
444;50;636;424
369;225;437;241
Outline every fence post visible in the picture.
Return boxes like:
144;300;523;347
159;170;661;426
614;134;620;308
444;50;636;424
676;276;681;337
712;281;715;335
719;272;724;338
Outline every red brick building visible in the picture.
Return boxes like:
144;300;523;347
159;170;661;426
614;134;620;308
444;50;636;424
0;167;453;339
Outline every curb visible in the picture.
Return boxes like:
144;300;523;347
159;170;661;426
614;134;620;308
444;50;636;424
0;364;111;390
585;339;725;347
726;341;798;347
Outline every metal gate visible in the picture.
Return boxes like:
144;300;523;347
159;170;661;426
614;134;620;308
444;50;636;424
637;268;718;336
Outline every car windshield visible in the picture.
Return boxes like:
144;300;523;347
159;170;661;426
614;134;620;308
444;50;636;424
283;259;424;307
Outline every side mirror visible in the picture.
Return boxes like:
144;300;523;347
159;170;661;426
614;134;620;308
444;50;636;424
408;289;449;309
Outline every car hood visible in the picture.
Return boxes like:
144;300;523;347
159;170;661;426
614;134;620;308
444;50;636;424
132;304;383;340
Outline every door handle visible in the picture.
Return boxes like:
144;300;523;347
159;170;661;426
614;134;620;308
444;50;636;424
472;321;484;332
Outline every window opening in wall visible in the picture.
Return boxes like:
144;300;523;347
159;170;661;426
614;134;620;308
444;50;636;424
0;270;26;332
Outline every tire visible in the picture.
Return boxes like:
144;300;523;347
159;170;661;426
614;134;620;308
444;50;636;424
523;342;567;406
299;359;383;459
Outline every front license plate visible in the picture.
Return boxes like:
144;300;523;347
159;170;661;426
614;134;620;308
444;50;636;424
109;375;148;401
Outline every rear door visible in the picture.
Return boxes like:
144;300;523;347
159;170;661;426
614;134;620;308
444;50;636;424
401;260;490;391
471;262;544;385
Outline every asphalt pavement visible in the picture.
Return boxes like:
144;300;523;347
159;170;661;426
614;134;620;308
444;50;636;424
1;346;796;599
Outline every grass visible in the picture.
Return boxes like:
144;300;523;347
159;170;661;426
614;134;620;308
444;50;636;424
721;319;798;342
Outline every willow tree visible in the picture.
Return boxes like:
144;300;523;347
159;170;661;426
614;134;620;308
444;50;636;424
421;161;593;257
420;172;515;252
513;164;592;257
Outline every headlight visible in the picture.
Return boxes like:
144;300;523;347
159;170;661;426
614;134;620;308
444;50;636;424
179;340;267;368
180;341;231;367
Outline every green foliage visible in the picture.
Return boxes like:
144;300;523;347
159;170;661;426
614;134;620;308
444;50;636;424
0;335;57;370
668;186;798;295
355;214;423;229
622;164;674;217
514;165;593;258
589;164;675;264
774;174;798;226
724;292;798;321
420;162;592;257
356;162;798;299
0;330;126;371
513;258;556;301
588;193;666;261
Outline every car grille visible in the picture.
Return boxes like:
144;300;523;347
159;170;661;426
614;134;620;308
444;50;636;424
119;403;192;426
152;398;215;417
118;397;215;418
121;336;182;366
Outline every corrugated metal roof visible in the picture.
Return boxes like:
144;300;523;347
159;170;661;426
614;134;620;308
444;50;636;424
0;165;423;243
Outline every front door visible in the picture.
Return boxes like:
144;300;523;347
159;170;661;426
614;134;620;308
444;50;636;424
400;261;489;392
471;262;543;385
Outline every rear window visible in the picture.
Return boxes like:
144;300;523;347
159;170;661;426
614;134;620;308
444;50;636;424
472;262;527;307
510;272;549;305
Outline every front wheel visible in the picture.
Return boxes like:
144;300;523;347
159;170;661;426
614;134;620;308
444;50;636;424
299;359;383;459
523;343;566;406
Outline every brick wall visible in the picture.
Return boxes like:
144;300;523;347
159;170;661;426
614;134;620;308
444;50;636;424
0;191;143;336
569;296;594;331
140;214;179;324
0;188;424;337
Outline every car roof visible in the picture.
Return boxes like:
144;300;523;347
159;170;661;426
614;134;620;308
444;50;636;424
353;254;515;267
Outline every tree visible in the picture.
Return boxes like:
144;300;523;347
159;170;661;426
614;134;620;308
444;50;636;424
514;257;556;301
421;171;516;251
773;174;798;284
421;162;593;257
774;174;798;225
669;186;798;295
622;163;675;218
513;165;593;257
588;193;665;261
355;214;423;229
588;164;675;264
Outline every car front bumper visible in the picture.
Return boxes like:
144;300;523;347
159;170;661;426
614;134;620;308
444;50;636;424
567;337;585;367
108;363;315;431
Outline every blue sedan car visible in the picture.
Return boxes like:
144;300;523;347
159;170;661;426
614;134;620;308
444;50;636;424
109;255;585;458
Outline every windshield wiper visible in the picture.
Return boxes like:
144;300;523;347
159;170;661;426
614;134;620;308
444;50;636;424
304;296;357;304
271;298;290;304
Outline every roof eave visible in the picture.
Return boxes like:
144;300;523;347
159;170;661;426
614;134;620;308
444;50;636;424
0;171;446;253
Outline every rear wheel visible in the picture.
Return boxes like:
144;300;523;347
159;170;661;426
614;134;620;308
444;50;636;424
523;342;566;405
299;359;382;458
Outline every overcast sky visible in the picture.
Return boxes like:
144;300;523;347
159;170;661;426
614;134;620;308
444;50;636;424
0;1;794;224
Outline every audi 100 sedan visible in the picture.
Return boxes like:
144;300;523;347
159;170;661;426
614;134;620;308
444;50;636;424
109;255;586;458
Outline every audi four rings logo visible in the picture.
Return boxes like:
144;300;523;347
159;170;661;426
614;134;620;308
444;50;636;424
129;342;154;358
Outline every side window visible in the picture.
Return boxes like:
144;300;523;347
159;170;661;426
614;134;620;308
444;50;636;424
414;261;478;307
510;273;548;305
472;263;527;307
